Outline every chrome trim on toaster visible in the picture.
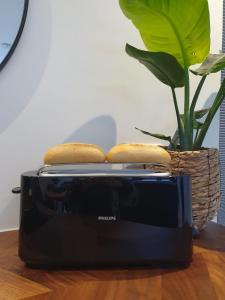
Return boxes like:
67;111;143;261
37;163;171;177
38;172;171;177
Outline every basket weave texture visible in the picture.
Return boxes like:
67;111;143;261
168;148;221;231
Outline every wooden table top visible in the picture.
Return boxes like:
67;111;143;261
0;222;225;300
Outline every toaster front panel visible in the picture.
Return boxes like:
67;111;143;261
38;176;182;227
19;174;192;267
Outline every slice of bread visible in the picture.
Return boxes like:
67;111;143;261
44;143;106;165
106;143;171;164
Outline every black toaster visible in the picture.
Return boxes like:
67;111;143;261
13;163;193;268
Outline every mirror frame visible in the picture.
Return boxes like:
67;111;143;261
0;0;29;72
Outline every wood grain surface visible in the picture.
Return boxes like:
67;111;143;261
0;222;224;300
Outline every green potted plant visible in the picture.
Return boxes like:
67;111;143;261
119;0;224;231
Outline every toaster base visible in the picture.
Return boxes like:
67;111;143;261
19;219;192;268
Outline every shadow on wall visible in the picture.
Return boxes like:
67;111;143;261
202;93;217;109
64;115;117;152
0;115;117;230
0;0;52;134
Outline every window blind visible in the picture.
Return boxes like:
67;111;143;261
218;0;225;225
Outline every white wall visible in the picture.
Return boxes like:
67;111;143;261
0;0;223;231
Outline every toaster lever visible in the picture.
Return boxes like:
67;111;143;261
12;187;21;194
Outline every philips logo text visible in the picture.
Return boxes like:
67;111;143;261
98;216;116;221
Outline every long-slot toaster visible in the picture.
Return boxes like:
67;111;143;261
12;163;193;268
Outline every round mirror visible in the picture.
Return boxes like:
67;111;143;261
0;0;29;71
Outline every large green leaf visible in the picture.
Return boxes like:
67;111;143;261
119;0;210;67
135;127;176;149
126;44;184;88
191;54;225;76
135;127;173;142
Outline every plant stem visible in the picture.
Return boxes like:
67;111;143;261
193;127;200;146
189;75;207;150
190;75;207;114
184;68;192;150
171;88;185;149
194;78;225;149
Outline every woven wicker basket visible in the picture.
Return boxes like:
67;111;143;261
167;148;221;231
132;148;220;231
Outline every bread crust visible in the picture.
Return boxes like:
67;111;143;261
106;143;171;164
44;143;106;164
